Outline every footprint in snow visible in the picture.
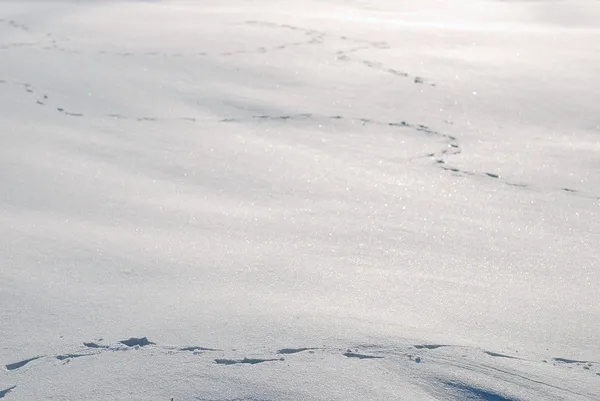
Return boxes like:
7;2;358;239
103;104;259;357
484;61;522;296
0;386;16;399
5;356;43;371
215;358;283;365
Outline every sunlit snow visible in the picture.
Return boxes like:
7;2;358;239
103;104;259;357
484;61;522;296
1;1;599;400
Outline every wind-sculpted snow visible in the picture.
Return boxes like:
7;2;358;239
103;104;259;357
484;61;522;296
3;338;599;400
1;0;599;400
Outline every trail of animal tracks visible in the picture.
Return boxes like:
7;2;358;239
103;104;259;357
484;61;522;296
1;1;600;399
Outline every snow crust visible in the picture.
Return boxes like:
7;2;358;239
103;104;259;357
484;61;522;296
1;1;599;399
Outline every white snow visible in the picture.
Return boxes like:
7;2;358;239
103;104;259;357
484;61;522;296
1;1;599;400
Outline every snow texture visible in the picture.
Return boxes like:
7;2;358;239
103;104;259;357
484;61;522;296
1;0;599;400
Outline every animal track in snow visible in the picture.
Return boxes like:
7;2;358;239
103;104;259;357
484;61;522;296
414;344;449;350
0;81;461;173
5;338;159;374
0;18;65;51
0;386;16;399
245;20;433;86
343;351;383;359
553;357;598;373
214;358;283;365
83;342;109;349
4;76;599;202
277;347;318;354
440;162;600;200
181;346;220;352
554;357;595;364
3;17;598;202
41;21;323;60
415;345;523;362
55;353;91;361
5;356;43;371
197;398;272;401
0;19;29;32
57;107;83;117
0;79;49;106
484;351;520;360
120;337;155;347
4;339;599;400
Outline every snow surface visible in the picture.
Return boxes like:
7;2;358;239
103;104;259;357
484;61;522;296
1;0;599;400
